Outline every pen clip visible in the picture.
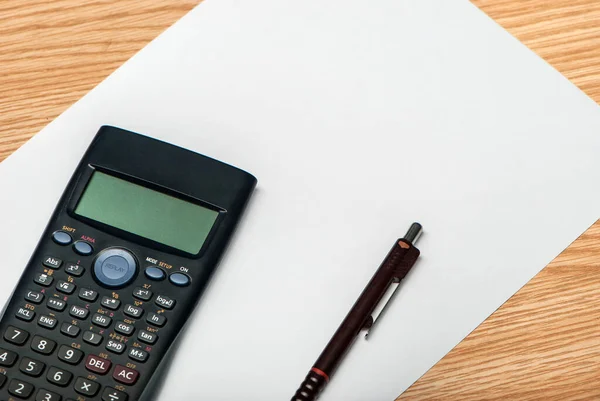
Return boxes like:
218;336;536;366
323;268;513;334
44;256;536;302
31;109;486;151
364;280;401;339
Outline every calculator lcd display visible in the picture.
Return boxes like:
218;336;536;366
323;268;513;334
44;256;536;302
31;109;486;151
74;171;219;254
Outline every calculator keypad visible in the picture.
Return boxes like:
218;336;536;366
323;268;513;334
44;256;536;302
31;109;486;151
0;230;191;401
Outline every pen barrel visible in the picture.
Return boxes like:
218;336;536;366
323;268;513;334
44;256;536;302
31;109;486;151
314;240;419;375
291;369;328;401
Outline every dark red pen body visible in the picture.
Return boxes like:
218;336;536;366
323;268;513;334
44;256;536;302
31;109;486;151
291;223;422;401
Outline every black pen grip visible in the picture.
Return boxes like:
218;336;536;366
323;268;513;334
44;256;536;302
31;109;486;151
291;369;327;401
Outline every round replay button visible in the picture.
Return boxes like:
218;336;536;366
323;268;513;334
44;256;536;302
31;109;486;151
145;267;166;281
169;273;190;287
52;231;72;246
73;241;94;256
93;248;137;288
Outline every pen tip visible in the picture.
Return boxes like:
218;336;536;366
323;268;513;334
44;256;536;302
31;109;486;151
403;222;423;244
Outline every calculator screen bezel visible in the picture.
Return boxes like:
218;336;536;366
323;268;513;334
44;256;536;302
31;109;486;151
65;164;226;259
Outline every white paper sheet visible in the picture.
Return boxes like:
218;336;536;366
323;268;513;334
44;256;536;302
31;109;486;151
1;0;600;400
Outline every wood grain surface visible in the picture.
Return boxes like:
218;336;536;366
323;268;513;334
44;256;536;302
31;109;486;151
1;1;600;400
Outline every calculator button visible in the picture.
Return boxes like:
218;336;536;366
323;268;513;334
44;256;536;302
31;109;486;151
79;288;98;302
38;315;58;330
155;295;175;309
69;305;89;320
20;357;45;377
36;389;62;401
60;323;80;338
85;354;111;374
113;365;139;385
0;374;5;389
83;331;103;345
169;272;191;287
123;304;143;319
47;298;67;312
0;348;17;367
31;336;57;355
57;280;76;294
52;230;72;245
114;321;135;336
133;287;152;301
65;263;84;277
58;345;83;365
101;296;121;310
144;266;165;281
16;306;35;322
106;340;126;354
147;312;166;327
4;326;29;345
92;313;112;328
137;330;157;345
25;290;44;304
73;241;93;256
102;387;129;401
47;366;73;387
74;377;100;396
34;273;54;287
93;248;137;288
128;347;149;363
42;256;62;269
8;378;34;398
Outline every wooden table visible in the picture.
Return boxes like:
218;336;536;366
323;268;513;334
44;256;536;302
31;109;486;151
2;1;600;399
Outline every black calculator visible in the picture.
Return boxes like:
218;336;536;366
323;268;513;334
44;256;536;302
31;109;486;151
0;126;257;401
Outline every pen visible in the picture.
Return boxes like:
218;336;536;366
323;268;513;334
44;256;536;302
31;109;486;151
291;222;423;401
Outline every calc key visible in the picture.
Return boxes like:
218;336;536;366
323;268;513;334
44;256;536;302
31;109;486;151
0;373;6;388
4;326;29;345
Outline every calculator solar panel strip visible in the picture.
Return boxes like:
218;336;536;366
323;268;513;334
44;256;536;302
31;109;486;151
0;126;257;401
